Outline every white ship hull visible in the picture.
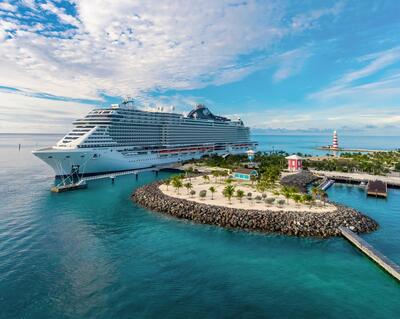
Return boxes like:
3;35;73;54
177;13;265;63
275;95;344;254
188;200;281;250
33;102;257;177
33;145;251;176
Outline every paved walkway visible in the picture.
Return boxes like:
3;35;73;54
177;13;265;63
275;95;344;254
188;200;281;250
310;170;400;187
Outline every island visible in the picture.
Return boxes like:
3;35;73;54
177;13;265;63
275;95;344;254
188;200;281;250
132;153;378;238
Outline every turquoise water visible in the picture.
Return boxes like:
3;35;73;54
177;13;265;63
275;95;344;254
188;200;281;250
255;134;400;155
0;134;399;319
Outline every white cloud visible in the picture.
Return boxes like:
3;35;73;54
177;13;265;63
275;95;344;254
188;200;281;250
341;47;400;84
0;0;347;132
290;1;345;31
0;2;17;12
236;104;400;134
273;48;311;82
20;0;36;10
309;46;400;101
0;0;288;101
0;90;93;133
40;2;80;27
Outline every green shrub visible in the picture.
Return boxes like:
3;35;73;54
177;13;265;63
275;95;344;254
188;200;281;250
265;197;275;205
262;193;267;199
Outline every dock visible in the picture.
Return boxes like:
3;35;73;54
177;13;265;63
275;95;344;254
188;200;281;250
310;170;400;189
367;180;387;198
82;164;180;182
316;147;388;153
339;226;400;282
51;180;87;193
318;179;335;191
50;164;182;193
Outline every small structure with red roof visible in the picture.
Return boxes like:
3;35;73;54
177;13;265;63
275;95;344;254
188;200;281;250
285;155;303;172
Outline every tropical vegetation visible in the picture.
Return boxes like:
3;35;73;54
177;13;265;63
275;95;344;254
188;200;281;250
305;150;400;175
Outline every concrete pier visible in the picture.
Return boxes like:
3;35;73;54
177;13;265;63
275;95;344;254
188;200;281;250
311;170;400;189
82;164;179;182
339;226;400;281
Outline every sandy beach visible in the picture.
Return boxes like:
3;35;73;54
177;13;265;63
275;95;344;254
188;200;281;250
159;175;336;213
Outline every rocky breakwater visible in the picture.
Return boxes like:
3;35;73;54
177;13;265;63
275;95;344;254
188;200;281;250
281;170;321;193
132;181;378;238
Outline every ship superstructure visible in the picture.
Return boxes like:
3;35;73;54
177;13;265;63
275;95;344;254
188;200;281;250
33;100;257;176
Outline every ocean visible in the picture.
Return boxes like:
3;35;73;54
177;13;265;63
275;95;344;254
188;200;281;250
0;134;399;319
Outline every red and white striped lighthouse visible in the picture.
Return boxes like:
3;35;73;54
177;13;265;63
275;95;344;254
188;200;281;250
332;130;339;150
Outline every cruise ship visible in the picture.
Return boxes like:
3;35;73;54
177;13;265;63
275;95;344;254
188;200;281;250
33;100;257;177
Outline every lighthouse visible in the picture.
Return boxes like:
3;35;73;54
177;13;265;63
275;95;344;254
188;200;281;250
332;130;339;150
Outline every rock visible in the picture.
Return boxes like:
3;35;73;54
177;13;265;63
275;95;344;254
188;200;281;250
131;179;378;238
280;171;320;193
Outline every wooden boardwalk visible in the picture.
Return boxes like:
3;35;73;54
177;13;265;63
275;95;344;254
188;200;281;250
367;180;387;198
339;227;400;282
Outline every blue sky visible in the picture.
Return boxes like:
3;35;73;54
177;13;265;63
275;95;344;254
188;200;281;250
0;0;399;134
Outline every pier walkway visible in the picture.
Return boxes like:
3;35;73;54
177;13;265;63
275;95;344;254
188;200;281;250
318;178;335;191
339;227;400;282
82;164;181;182
51;164;183;192
310;170;400;188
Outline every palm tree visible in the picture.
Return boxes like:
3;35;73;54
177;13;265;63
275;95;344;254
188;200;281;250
209;186;216;200
223;185;235;204
212;170;220;183
172;178;183;194
184;182;193;195
281;186;293;204
311;186;319;200
236;189;245;203
185;167;194;182
292;194;302;206
320;190;328;206
202;175;210;184
165;179;171;190
250;174;257;186
221;170;229;180
302;194;313;207
225;178;233;184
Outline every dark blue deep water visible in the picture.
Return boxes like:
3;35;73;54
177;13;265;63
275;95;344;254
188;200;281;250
0;134;399;319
